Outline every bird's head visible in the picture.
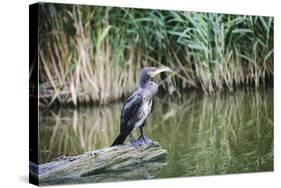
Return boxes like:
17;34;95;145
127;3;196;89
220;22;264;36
139;66;171;88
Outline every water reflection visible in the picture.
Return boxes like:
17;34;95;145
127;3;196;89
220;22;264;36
39;88;273;178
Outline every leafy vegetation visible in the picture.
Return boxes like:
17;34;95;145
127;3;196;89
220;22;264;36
38;3;273;106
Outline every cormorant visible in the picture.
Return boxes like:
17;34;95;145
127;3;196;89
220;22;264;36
111;67;171;146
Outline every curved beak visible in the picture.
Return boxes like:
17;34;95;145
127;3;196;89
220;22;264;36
150;67;172;77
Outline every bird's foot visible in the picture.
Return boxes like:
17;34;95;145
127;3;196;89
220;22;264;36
138;135;152;145
130;136;152;148
131;139;142;148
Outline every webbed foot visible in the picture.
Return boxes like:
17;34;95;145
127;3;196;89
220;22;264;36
131;139;142;148
138;135;152;145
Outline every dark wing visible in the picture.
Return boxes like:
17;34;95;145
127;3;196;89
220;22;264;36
151;98;155;113
120;90;143;133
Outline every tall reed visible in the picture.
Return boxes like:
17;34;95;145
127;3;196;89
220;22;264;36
38;3;273;106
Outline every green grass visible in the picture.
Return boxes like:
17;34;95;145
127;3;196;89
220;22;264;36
38;3;273;106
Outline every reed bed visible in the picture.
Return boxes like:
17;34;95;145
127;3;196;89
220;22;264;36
38;3;273;106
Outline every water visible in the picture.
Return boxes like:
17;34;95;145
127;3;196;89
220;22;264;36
39;88;273;181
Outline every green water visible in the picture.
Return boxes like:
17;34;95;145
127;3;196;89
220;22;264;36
39;88;273;180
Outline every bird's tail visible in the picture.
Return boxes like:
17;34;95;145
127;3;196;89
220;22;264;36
111;134;128;146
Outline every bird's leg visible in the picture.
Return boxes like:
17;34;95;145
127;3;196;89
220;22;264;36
139;125;145;139
138;124;152;144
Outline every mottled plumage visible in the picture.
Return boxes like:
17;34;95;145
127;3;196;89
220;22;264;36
111;67;170;146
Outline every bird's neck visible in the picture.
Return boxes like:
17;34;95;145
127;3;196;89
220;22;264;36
140;81;158;95
140;80;149;89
